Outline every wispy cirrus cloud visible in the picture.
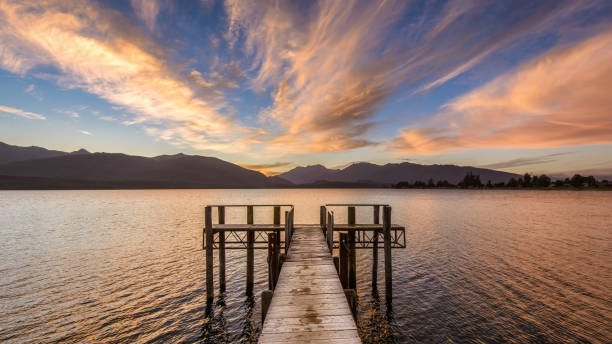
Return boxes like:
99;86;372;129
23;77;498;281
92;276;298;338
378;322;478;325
392;30;612;153
225;0;597;154
130;0;164;31
479;153;574;170
79;130;93;136
0;0;257;152
0;104;45;120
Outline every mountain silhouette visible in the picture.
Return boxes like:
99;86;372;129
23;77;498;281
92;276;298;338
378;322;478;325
278;162;518;184
0;142;273;188
1;141;519;188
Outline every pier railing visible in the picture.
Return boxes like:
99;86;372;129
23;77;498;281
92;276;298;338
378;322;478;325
203;204;294;301
322;204;400;300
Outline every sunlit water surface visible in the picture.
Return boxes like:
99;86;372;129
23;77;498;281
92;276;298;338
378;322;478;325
0;189;610;343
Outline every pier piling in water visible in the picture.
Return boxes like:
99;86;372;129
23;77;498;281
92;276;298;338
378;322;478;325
372;205;379;288
205;206;214;302
383;205;392;302
218;206;226;292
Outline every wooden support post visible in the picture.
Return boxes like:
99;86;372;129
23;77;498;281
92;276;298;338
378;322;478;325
205;206;214;302
246;229;254;295
284;211;290;254
348;229;356;290
262;289;274;323
320;206;327;236
327;212;334;253
218;206;226;293
247;205;254;225
273;206;280;225
268;233;279;290
348;206;356;225
333;256;339;273
372;205;379;288
383;205;392;302
339;233;349;289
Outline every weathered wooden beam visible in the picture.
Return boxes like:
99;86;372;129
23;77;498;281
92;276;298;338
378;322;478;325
218;206;226;293
246;229;254;295
205;206;214;302
247;205;254;225
273;206;280;225
348;206;356;226
284;211;290;255
320;205;327;236
339;232;349;289
383;205;392;302
327;212;334;253
348;229;356;290
268;232;280;290
372;205;379;288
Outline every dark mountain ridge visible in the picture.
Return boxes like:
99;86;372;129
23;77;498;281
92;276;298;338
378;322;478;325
278;162;519;184
0;141;519;188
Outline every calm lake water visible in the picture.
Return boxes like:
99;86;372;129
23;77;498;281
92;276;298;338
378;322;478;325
0;189;610;343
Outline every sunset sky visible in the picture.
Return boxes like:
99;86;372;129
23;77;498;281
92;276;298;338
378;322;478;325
0;0;611;176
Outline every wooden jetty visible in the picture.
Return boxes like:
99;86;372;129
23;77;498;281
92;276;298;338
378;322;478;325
203;204;405;343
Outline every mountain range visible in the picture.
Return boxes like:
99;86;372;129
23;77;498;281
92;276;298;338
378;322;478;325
0;141;518;189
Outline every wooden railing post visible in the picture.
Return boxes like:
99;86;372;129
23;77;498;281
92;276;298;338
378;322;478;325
267;232;279;290
247;205;254;225
383;205;392;302
246;228;254;295
246;205;254;295
339;232;349;288
205;206;214;302
347;206;356;290
327;212;334;252
372;205;379;288
273;206;280;225
320;206;327;236
284;211;290;254
218;206;226;293
348;206;356;225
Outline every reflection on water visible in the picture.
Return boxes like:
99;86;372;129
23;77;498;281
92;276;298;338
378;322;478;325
0;189;610;343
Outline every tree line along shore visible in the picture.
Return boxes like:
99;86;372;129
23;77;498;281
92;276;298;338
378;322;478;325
395;173;612;189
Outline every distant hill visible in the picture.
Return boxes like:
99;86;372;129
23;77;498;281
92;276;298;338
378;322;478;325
0;144;275;188
0;141;520;189
277;164;339;184
278;162;519;184
0;141;68;164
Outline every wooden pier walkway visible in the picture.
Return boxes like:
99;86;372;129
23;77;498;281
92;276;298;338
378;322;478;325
258;225;361;343
203;204;405;343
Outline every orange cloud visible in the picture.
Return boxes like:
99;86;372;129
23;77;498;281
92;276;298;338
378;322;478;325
393;31;612;153
0;0;258;152
225;0;592;155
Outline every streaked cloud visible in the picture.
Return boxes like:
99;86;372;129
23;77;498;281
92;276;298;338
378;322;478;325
24;84;34;93
225;0;594;154
130;0;163;31
479;153;573;170
0;0;256;152
56;109;80;118
392;30;612;153
0;104;46;120
79;130;93;136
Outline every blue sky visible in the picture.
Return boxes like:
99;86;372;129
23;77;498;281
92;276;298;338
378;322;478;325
0;0;611;176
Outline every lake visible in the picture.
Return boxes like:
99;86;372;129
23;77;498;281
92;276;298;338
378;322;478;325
0;189;610;343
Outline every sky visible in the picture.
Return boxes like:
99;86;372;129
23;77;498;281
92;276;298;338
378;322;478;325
0;0;611;177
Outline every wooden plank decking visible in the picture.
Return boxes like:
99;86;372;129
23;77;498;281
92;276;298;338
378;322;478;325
258;225;361;343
